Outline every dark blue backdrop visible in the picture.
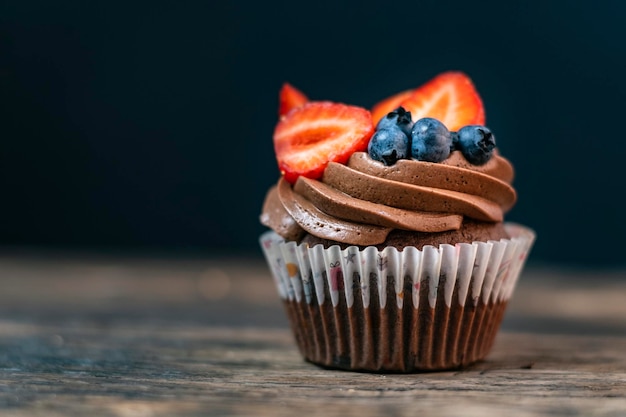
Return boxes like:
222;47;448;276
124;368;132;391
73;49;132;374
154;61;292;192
1;1;625;266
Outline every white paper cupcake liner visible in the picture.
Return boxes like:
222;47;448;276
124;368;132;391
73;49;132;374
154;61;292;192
260;223;535;309
259;223;535;372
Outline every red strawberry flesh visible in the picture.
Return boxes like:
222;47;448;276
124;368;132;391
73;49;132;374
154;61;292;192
274;101;374;184
399;71;485;131
278;82;309;117
370;71;485;132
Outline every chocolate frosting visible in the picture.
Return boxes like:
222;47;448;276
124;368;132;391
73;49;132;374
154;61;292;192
260;150;517;246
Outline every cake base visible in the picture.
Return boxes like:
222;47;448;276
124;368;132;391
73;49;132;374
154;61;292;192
260;223;536;373
282;281;508;373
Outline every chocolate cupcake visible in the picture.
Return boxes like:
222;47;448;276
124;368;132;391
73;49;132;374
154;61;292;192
259;72;535;372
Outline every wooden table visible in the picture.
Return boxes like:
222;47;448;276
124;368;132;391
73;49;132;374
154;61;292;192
1;252;625;416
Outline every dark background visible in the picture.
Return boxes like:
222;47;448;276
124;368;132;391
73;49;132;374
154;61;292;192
0;1;624;267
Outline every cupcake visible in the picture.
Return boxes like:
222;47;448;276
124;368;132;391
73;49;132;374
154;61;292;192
259;71;535;372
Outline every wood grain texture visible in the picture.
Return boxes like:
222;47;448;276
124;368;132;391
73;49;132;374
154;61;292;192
0;254;625;416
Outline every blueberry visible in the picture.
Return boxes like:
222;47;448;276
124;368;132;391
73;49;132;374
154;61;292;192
457;125;496;165
410;118;452;163
368;127;410;166
376;106;413;137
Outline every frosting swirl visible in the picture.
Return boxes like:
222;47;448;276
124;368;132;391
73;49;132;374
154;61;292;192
261;150;516;246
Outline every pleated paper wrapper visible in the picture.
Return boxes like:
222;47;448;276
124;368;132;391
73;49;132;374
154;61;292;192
260;223;535;372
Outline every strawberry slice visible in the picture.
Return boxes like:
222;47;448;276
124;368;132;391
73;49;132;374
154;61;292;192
370;72;485;131
274;101;374;184
399;71;485;131
278;82;309;117
370;88;413;126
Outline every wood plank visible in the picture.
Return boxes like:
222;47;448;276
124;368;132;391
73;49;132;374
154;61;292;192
0;323;625;416
0;254;625;416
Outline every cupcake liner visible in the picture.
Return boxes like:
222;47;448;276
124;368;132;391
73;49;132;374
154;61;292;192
260;223;535;372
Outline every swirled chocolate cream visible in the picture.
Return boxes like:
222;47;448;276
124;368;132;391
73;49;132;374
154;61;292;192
261;72;516;249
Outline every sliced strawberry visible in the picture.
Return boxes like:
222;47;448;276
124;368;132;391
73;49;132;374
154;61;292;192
278;82;309;117
274;101;374;184
399;71;485;131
